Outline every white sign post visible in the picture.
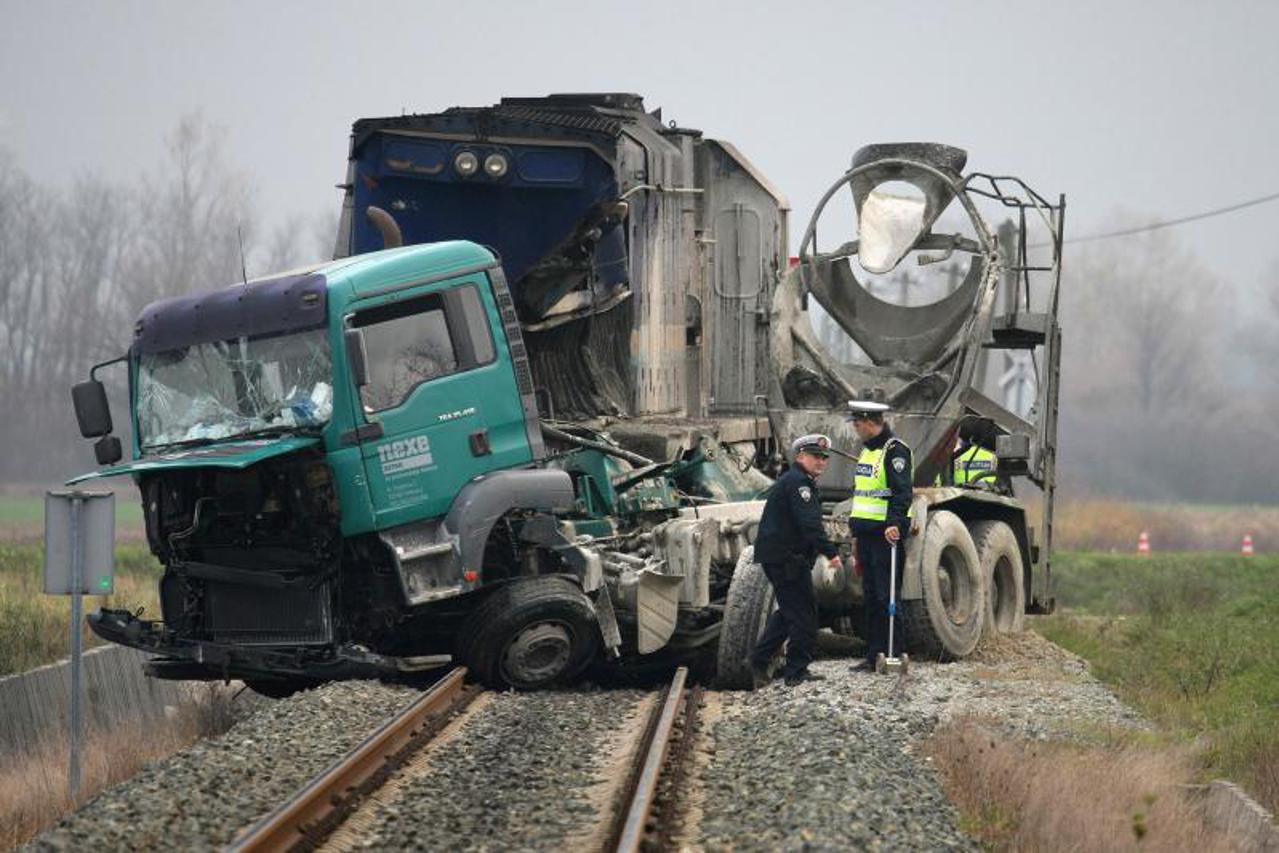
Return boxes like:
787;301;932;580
44;490;115;802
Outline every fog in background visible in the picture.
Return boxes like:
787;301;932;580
1;1;1277;502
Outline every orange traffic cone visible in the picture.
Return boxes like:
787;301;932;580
1242;533;1255;556
1137;530;1150;556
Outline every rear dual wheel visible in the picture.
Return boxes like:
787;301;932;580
970;520;1026;635
901;510;984;659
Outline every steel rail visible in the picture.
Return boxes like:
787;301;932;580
615;666;689;853
226;667;470;853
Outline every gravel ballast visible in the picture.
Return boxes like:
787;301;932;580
27;680;419;851
26;629;1150;850
689;628;1148;851
348;687;649;851
695;669;975;851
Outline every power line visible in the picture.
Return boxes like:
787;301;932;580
1059;189;1279;245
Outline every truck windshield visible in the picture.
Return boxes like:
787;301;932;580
137;328;332;449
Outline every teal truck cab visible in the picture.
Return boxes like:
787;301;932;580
72;239;769;694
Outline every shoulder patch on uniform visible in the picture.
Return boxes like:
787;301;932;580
892;457;906;473
798;486;812;502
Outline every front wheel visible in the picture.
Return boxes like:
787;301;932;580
458;577;600;690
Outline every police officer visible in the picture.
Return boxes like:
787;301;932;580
847;398;913;670
952;427;997;486
749;434;843;688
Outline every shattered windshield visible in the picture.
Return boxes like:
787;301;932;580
137;328;332;449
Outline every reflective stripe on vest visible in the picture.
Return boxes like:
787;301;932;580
954;445;997;485
850;438;910;521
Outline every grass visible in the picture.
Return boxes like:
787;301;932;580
1036;552;1279;814
0;684;240;851
0;543;162;676
0;493;145;542
927;718;1236;852
1051;498;1279;552
0;538;243;851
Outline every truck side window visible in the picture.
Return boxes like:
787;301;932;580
353;293;458;412
351;284;496;413
455;285;496;365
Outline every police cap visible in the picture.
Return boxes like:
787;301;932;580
790;433;833;458
846;398;891;419
846;387;891;419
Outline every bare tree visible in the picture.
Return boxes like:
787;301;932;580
120;113;258;313
0;117;263;482
0;150;52;409
1055;221;1246;500
259;214;307;276
1064;224;1225;414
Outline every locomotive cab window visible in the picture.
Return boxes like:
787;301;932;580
351;283;495;413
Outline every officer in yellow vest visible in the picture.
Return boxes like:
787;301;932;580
953;438;997;486
847;397;913;671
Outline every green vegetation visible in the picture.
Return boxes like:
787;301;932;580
0;494;146;541
0;543;162;676
1037;552;1279;812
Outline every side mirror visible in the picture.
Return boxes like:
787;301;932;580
94;436;123;466
345;327;369;388
72;380;114;438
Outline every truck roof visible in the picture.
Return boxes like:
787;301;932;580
133;241;497;353
325;240;497;297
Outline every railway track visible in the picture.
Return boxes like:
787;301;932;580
226;667;700;853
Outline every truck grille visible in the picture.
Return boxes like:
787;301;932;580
204;580;334;646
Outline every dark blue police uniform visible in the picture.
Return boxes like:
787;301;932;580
849;426;913;666
750;460;839;683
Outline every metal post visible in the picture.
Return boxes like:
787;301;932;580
887;543;896;659
69;494;84;802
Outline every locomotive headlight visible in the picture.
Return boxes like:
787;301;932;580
453;150;479;178
483;153;509;179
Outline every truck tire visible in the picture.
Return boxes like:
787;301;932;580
458;576;600;690
901;510;984;659
970;520;1026;635
715;547;778;690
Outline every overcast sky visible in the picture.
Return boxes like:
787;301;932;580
3;0;1277;296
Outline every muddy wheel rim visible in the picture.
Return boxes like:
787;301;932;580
501;621;573;686
938;544;974;625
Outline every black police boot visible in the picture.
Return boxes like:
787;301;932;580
783;670;826;687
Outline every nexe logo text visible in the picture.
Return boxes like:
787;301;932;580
378;435;434;475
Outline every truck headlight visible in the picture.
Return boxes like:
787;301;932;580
453;150;479;178
483;153;509;179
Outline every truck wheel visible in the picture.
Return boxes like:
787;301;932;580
716;547;778;690
970;520;1026;635
901;510;984;659
458;577;600;690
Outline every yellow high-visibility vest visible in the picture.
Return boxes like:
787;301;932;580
850;438;911;521
954;444;997;485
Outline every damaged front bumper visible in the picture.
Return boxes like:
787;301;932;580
88;608;450;683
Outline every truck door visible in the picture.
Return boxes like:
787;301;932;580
348;277;533;530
